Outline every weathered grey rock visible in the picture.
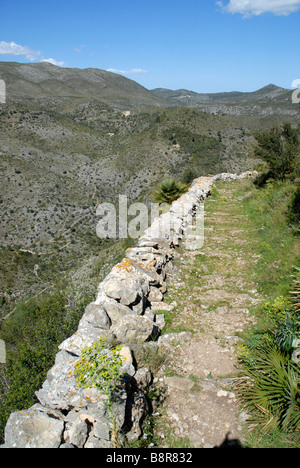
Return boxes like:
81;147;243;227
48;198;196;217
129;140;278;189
119;346;136;377
111;315;157;344
155;314;166;330
134;367;152;391
128;258;166;287
77;389;108;421
151;301;175;312
148;286;164;303
35;357;85;410
138;238;175;259
96;290;135;322
165;376;195;391
93;420;110;441
125;248;169;276
79;302;111;330
58;326;113;357
120;362;136;377
119;346;133;365
126;391;149;443
143;211;183;242
144;308;156;322
103;277;142;306
131;295;147;316
5;405;65;448
64;414;89;448
158;332;193;350
111;385;128;430
84;436;114;448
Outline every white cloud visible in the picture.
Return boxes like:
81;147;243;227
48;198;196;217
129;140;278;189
217;0;300;17
0;41;41;60
41;58;66;67
107;68;148;76
0;41;65;67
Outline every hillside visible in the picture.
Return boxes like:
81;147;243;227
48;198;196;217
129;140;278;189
0;62;168;111
0;61;299;316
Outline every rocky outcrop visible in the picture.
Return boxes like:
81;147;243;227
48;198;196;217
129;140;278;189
2;171;256;448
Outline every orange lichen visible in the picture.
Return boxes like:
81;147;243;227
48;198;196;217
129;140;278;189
135;259;156;272
115;258;135;272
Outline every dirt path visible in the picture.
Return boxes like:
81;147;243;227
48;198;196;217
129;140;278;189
156;179;260;448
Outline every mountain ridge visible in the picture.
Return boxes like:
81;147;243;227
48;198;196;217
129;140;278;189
150;83;295;115
0;62;296;116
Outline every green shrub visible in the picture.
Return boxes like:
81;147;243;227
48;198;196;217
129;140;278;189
181;168;197;185
75;338;123;394
253;123;300;182
75;338;124;446
262;296;299;355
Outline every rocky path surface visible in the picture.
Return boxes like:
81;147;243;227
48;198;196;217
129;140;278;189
156;179;260;448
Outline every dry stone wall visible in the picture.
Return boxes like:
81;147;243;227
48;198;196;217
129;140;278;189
2;171;255;448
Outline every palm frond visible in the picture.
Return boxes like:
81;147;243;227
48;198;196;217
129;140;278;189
153;178;189;205
236;348;300;432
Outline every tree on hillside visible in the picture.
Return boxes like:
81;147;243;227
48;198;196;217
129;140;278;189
182;168;197;185
253;123;300;181
153;178;189;205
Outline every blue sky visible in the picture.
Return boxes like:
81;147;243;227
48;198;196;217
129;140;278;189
0;0;299;93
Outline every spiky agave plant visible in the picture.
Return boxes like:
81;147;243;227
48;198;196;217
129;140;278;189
153;178;189;206
237;347;300;432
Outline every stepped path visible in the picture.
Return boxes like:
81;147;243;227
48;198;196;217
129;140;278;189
157;179;260;448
